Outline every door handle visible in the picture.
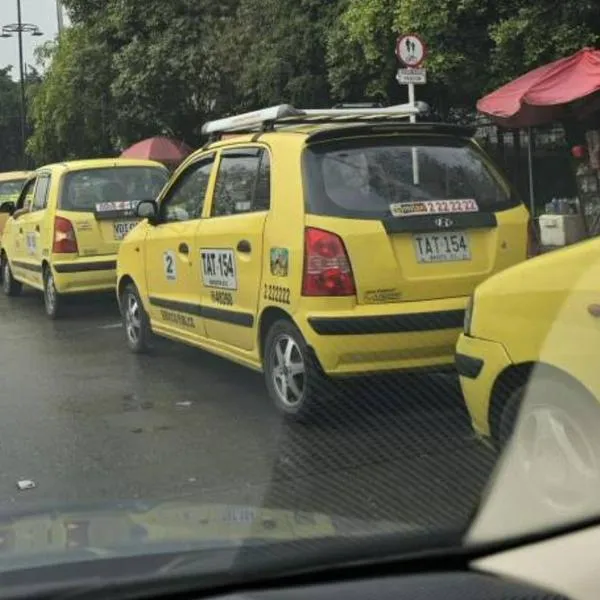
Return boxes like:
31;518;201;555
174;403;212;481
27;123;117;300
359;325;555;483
19;228;23;234
237;240;251;253
35;225;40;232
178;242;189;254
588;304;600;318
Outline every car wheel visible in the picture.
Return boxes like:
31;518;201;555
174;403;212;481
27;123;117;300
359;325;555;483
1;255;22;297
497;372;600;513
263;319;331;421
121;283;152;353
43;267;63;319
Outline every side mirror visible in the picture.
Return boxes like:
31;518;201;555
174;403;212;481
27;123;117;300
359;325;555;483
136;199;158;225
0;201;16;216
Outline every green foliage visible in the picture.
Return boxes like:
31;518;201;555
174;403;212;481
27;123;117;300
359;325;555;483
0;67;22;171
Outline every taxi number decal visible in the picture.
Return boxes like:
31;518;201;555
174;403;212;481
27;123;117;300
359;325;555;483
264;284;290;305
210;291;233;306
164;250;176;281
26;232;36;255
200;248;237;290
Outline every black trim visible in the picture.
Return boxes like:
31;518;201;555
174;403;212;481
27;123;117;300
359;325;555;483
202;306;254;327
149;296;254;328
455;353;484;379
53;260;116;273
382;212;497;234
149;296;204;316
308;309;465;336
11;260;42;273
305;122;476;145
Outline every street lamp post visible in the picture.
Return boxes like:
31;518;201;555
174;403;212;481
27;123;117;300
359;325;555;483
1;0;43;169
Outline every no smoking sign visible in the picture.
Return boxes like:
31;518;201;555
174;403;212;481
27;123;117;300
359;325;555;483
396;34;426;68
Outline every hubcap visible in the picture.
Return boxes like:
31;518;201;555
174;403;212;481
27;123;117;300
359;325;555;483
45;272;57;313
517;405;598;510
270;334;305;408
125;293;142;345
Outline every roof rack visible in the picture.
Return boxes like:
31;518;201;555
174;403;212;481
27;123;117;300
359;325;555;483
201;102;430;138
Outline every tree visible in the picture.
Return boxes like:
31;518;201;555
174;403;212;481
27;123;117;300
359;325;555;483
327;0;600;116
27;27;116;164
0;67;24;171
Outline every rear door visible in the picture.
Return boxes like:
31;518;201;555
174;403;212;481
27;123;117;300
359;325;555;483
197;147;270;352
4;177;36;281
18;171;52;287
303;134;529;304
57;165;168;258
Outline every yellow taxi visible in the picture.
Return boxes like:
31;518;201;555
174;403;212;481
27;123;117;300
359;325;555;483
1;158;168;318
456;237;600;449
117;104;532;419
0;171;32;245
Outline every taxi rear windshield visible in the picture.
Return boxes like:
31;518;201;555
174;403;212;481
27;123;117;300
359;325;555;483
0;179;26;198
60;167;167;212
303;137;515;219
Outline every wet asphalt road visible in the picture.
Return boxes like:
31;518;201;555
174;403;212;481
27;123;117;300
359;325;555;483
0;288;496;531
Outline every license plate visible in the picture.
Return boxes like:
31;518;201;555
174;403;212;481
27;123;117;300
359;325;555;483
413;232;471;263
113;221;137;240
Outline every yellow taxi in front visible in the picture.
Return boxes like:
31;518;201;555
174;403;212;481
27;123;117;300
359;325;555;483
1;158;168;318
0;170;32;245
456;237;600;449
117;109;531;419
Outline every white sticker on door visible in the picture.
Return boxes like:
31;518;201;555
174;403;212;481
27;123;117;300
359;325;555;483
200;248;237;290
26;232;36;255
163;250;177;281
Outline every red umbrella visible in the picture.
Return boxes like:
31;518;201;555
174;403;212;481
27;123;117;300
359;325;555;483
120;136;193;164
477;47;600;128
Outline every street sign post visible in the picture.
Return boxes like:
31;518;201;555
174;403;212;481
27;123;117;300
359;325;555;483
396;34;427;186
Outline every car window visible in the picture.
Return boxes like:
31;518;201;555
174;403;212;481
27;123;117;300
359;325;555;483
304;137;515;219
211;148;270;217
160;155;215;223
60;167;167;212
16;178;36;211
31;174;51;211
0;179;26;199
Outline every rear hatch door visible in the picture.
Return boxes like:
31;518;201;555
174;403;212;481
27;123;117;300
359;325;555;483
59;166;168;257
303;132;529;303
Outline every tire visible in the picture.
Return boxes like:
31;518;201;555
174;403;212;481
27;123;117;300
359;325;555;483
263;319;331;421
1;255;22;297
496;371;600;513
121;283;152;353
43;266;64;319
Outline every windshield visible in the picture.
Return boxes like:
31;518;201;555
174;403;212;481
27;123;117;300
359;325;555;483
0;179;26;199
60;167;167;211
304;138;513;218
0;0;598;593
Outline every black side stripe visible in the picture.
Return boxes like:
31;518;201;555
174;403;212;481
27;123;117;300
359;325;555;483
149;296;254;328
11;260;42;273
54;260;116;273
308;309;465;335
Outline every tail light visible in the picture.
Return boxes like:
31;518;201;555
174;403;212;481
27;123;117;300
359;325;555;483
302;227;356;296
53;216;78;254
527;218;539;258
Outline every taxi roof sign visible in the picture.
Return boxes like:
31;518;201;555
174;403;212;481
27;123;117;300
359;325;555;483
201;103;428;137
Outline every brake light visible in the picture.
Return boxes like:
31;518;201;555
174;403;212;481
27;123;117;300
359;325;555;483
302;227;356;296
527;218;539;258
53;216;78;254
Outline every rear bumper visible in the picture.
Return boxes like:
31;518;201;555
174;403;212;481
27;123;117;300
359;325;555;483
52;256;117;294
455;333;513;437
299;297;468;376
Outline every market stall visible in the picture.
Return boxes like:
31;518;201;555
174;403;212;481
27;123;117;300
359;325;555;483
477;47;600;249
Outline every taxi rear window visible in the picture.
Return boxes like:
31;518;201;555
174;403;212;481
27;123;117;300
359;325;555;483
60;167;167;212
303;136;516;219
